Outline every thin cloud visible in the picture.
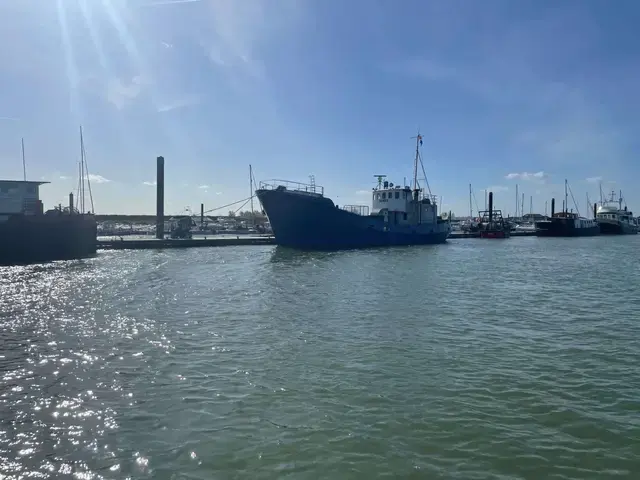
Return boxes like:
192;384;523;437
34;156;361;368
198;185;209;189
586;176;602;183
199;1;302;81
486;185;509;193
106;76;148;110
157;94;200;113
143;180;157;186
141;0;203;6
505;171;549;182
59;175;70;180
88;174;111;184
355;190;372;195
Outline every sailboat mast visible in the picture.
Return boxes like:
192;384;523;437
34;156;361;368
469;184;473;218
564;179;568;214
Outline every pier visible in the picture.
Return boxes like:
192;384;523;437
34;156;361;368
97;236;275;250
448;230;535;239
96;230;537;250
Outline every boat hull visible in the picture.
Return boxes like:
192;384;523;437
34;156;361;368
480;230;510;239
0;213;97;266
597;220;638;235
256;188;450;250
535;220;600;237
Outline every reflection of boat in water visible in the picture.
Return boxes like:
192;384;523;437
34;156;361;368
596;190;638;235
256;134;451;250
476;192;510;238
535;181;599;237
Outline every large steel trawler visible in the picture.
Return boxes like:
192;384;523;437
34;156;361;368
255;135;451;250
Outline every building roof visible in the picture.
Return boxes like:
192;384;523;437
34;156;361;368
0;180;50;185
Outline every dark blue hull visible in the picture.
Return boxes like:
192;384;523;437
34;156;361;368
0;213;97;266
257;188;450;250
598;220;638;235
535;220;600;237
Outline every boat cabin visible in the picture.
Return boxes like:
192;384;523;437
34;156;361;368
552;211;598;228
597;205;634;223
0;180;47;216
371;180;438;225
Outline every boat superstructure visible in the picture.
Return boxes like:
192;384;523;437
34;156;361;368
476;191;510;238
596;190;638;235
255;134;451;250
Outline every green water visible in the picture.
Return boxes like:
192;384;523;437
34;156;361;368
1;236;639;479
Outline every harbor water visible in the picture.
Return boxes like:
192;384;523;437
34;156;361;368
1;236;639;479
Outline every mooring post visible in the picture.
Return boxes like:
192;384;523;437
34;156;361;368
156;156;165;239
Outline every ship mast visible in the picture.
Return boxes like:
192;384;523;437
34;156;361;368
411;133;421;192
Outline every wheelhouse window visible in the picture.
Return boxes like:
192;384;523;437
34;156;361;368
395;191;400;199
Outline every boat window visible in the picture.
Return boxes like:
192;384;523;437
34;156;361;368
395;191;400;199
376;194;380;200
382;192;386;199
403;213;407;221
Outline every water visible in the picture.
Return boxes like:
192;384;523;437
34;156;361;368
1;236;639;479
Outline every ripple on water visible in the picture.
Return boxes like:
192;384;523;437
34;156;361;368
1;239;640;479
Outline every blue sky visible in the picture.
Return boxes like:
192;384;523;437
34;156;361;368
1;0;639;217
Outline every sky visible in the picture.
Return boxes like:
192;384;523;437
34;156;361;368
1;0;639;217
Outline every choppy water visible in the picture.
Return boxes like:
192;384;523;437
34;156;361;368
1;236;639;479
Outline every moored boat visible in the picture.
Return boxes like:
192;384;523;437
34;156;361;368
535;181;600;237
596;190;638;235
477;192;510;238
255;134;451;250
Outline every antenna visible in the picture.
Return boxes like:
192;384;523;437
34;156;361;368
373;175;386;189
21;138;26;181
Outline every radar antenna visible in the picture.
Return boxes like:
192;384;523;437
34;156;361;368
373;175;387;189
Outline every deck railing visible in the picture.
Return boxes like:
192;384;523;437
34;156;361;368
258;179;324;196
341;205;369;216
